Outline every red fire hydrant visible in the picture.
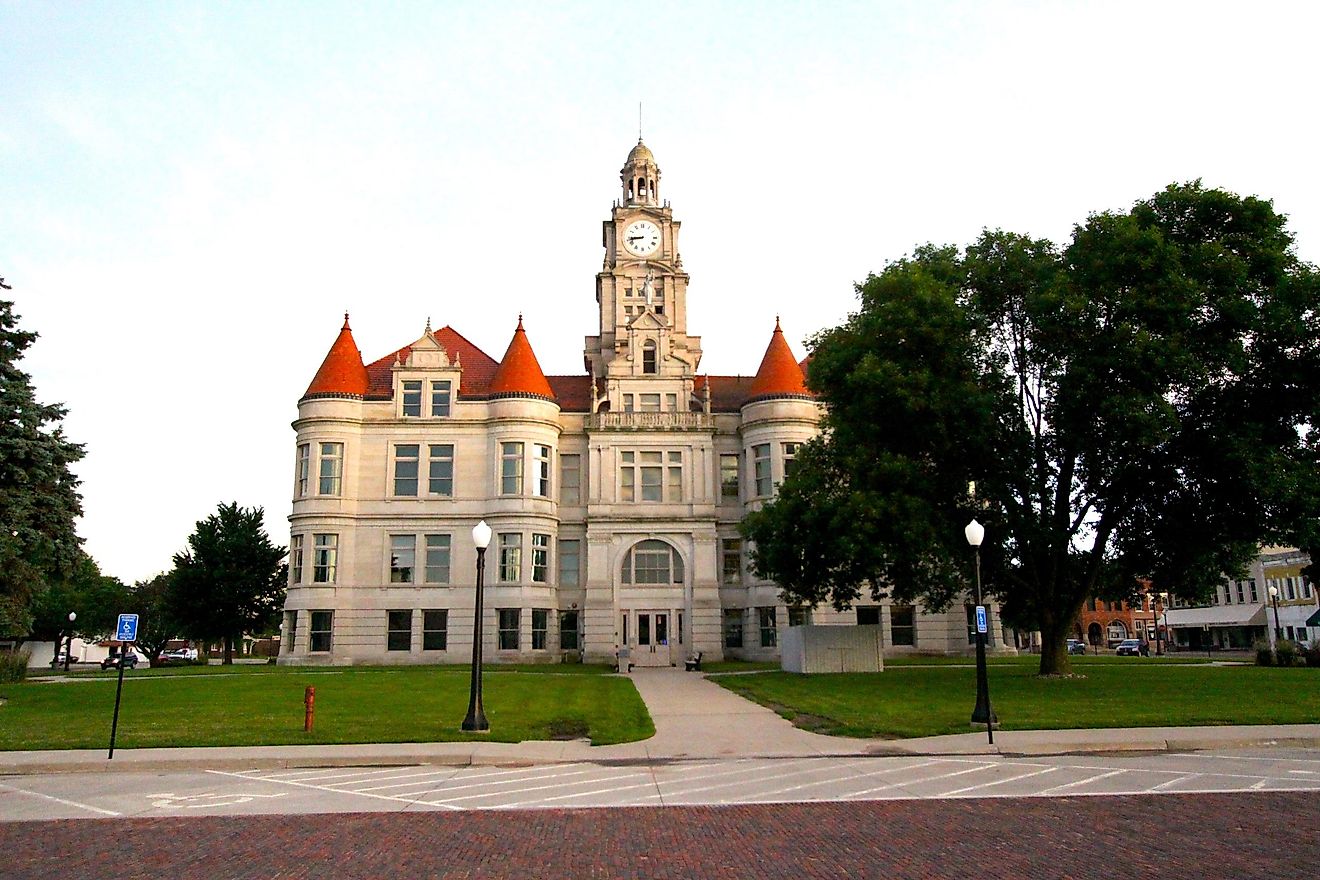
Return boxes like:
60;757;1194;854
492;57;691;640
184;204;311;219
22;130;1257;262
304;686;315;732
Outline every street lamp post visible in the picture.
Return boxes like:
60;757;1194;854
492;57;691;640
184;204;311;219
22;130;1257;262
1268;585;1283;649
964;519;996;744
462;520;493;733
64;612;76;671
1155;593;1167;656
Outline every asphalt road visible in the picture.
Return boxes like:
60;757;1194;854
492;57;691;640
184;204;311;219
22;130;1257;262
2;748;1318;820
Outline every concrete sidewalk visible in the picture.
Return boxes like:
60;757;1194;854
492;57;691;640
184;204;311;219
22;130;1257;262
3;667;1318;775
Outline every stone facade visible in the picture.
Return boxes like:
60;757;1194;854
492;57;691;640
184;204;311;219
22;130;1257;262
278;140;1014;667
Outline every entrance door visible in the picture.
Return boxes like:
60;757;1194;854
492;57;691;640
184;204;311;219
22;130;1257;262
634;611;671;667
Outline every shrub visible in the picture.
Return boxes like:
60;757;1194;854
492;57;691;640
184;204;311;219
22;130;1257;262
0;649;30;683
1301;641;1320;668
1254;640;1274;666
1275;639;1298;667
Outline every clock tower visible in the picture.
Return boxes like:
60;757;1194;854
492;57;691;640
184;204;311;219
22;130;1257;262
585;139;703;412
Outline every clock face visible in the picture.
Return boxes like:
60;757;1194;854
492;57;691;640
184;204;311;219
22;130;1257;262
623;220;661;256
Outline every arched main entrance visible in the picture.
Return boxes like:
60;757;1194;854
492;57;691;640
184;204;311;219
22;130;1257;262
619;538;686;668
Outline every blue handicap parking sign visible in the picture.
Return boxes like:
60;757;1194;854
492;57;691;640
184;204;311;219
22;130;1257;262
975;605;988;634
116;614;139;642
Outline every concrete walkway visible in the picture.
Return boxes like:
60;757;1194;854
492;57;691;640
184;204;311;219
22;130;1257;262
3;667;1318;775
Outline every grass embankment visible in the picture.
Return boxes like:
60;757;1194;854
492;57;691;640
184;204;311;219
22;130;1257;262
0;664;653;751
713;660;1320;739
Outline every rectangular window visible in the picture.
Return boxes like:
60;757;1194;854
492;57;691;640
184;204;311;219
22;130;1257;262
290;534;303;584
318;442;343;495
422;610;448;650
499;533;521;583
782;442;801;479
1222;583;1232;605
390;534;415;583
296;443;310;497
641;451;663;501
1286;577;1297;600
313;534;337;583
1236;581;1246;603
720;453;739;499
891;605;916;646
532;533;550;583
758;607;777;648
721;539;742;585
1303;578;1313;599
558;539;580;587
428;444;454;496
534;445;551;497
1249;578;1259;602
424;534;451;584
668;451;682;501
753;444;771;497
559;610;579;651
532;608;549;650
620;451;635;501
498;608;520;650
665;393;677;411
283;611;296;652
788;607;811;627
639;393;661;412
393;444;420;496
623;394;634;412
402;380;422;417
723;609;744;649
430;380;452;417
560;454;581;505
501;442;524;495
856;606;881;626
387;610;412;651
309;610;333;652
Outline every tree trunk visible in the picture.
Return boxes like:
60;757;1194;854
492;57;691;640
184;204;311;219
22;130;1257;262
51;632;62;668
223;635;234;665
1038;618;1072;676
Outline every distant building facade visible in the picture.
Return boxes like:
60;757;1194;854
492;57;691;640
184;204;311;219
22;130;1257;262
1164;548;1316;650
277;140;1013;666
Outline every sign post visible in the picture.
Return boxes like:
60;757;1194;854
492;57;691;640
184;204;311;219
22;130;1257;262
108;613;138;759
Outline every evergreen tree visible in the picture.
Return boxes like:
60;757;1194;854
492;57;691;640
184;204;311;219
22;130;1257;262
171;502;287;663
0;280;86;636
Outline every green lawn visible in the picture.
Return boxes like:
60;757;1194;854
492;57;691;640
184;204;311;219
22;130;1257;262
713;662;1320;738
0;665;652;750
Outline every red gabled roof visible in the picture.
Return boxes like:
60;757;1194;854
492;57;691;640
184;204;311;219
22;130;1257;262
304;314;369;399
746;318;810;401
488;317;554;399
548;375;592;411
363;325;501;400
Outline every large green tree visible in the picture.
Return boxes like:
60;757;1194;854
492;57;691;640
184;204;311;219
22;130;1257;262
0;281;86;637
131;572;182;666
28;553;129;664
171;502;287;664
744;183;1320;675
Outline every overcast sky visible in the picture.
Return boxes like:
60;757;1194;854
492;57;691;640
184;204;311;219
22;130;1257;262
4;1;1318;583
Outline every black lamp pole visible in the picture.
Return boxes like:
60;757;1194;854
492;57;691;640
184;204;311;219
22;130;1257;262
64;611;76;671
965;519;996;744
462;520;492;732
1270;587;1283;643
1153;595;1162;657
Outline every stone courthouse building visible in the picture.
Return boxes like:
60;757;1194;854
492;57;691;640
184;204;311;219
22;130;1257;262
278;139;1011;666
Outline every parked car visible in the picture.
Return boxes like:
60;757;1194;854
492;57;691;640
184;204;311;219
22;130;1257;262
1115;639;1144;656
162;648;198;662
1066;639;1087;655
100;651;140;671
48;652;77;667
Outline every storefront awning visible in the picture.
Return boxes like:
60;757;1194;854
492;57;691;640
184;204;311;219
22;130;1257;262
1164;605;1266;628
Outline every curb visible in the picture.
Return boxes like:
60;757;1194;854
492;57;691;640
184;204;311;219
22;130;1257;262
4;735;1320;776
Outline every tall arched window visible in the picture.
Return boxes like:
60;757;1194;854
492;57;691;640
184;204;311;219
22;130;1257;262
621;540;684;585
642;340;657;374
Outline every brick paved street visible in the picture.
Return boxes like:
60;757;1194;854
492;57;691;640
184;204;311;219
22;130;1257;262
4;792;1316;879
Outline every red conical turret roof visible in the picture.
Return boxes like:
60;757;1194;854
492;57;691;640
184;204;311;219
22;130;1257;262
304;313;369;399
747;318;809;400
488;316;554;399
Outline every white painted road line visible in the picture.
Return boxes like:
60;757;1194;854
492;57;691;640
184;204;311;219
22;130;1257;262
0;782;122;817
657;757;840;799
1037;770;1128;795
843;759;948;799
205;769;462;810
1150;773;1203;791
437;769;654;806
942;767;1059;796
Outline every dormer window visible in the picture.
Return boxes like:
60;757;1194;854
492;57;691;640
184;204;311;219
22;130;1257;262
431;381;452;417
643;340;657;374
402;381;422;417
